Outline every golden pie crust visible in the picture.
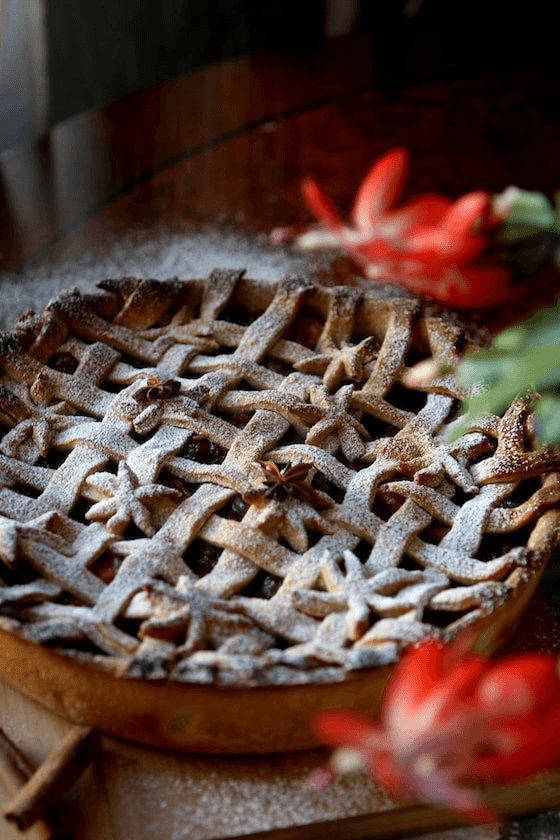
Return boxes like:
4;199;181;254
0;271;558;752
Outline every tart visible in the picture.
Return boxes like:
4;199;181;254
0;271;559;753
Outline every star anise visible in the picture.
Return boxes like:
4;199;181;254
242;461;332;509
249;461;313;502
133;376;181;405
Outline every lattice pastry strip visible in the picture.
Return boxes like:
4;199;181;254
0;273;558;687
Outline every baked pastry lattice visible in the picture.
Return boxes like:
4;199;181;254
0;271;559;692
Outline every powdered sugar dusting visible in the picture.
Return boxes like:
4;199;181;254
101;738;393;840
0;226;334;331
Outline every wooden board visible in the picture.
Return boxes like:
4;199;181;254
2;590;560;840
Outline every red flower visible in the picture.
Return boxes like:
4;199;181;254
310;635;560;825
271;148;512;308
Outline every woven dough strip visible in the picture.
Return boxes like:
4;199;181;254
0;271;558;694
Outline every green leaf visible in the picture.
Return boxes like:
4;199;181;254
554;191;560;235
492;326;525;352
534;393;560;444
449;298;560;443
502;301;560;351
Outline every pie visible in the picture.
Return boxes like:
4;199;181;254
0;270;558;752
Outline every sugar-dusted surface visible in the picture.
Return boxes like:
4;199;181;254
0;227;338;332
98;740;391;840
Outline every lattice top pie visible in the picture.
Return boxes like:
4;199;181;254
1;271;559;693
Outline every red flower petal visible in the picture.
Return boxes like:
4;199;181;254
404;229;487;264
434;264;512;308
476;655;558;717
350;148;408;227
386;195;452;231
372;752;408;795
441;191;490;238
429;782;500;827
311;707;379;749
366;263;510;308
301;177;344;232
383;639;447;723
466;703;560;782
431;659;490;720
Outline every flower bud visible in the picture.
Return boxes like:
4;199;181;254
492;186;556;242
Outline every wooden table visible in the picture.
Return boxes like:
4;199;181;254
1;33;560;839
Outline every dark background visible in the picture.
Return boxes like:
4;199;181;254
46;0;324;124
46;0;558;126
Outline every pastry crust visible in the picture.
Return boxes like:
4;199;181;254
0;271;558;752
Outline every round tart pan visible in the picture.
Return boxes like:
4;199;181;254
0;273;559;753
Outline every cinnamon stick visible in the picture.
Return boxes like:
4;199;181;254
3;724;100;833
0;727;55;839
0;727;35;793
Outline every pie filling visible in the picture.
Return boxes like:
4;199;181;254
0;270;558;687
